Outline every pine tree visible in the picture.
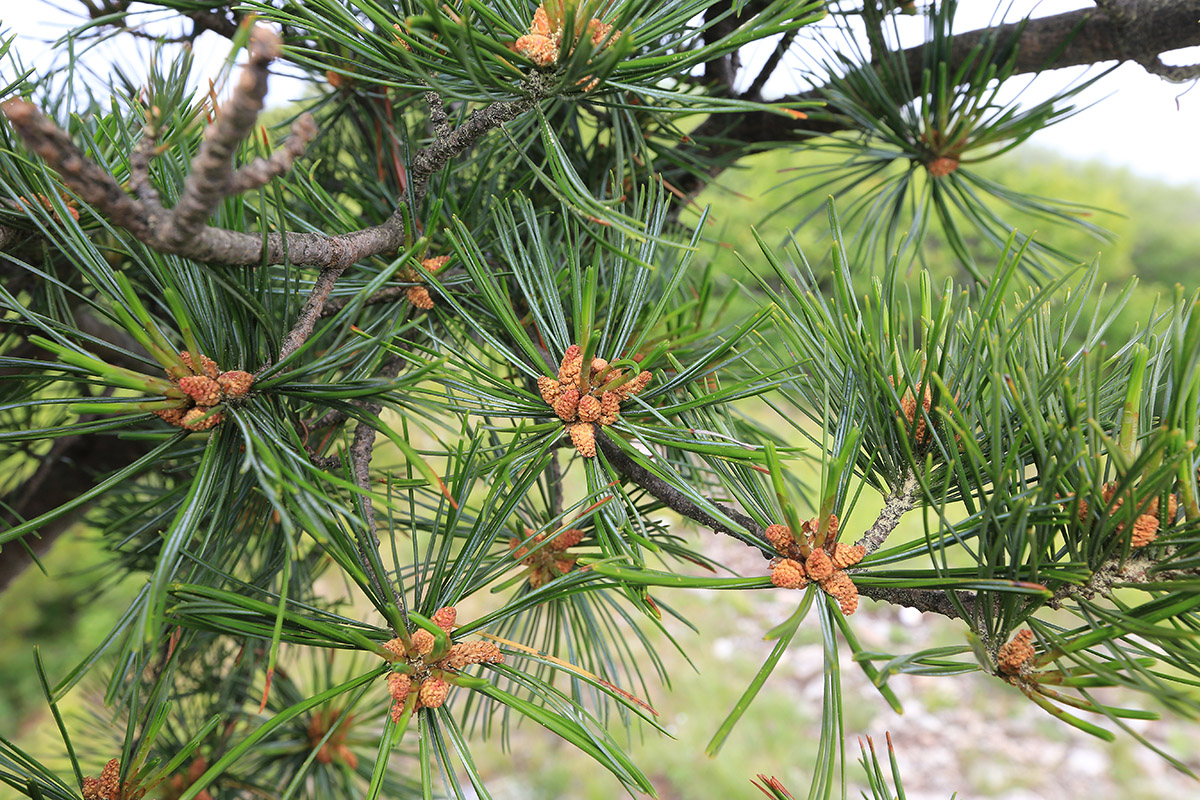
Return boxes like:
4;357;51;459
2;1;1200;797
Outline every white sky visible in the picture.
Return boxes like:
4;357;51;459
2;1;1199;186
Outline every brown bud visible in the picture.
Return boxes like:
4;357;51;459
381;638;406;660
554;386;580;421
1131;513;1160;547
825;513;840;541
431;606;457;632
392;23;412;51
770;558;807;590
569;421;596;457
550;528;584;550
98;759;121;800
418;678;450;709
531;5;551;36
387;672;411;702
997;629;1035;675
406;285;434;310
900;385;933;444
836;590;858;616
411;629;436;656
764;524;795;552
577;394;602;422
439;641;504;670
589;357;609;378
618;370;652;399
182;407;223;431
805;548;834;582
832;542;865;569
180;351;219;378
217;370;253;398
588;19;619;47
179;375;222;406
516;33;557;66
599;390;621;425
153;406;187;426
926;156;960;177
509;536;531;562
421;255;451;271
538;376;563;405
527;567;549;589
819;571;859;616
558;345;583;384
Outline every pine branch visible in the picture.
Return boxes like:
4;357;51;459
0;30;544;268
1048;549;1200;609
347;410;412;633
596;434;972;621
277;264;350;362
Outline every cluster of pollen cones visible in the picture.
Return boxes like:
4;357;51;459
1074;483;1180;547
154;352;252;431
510;527;585;587
82;759;144;800
403;255;450;311
538;344;650;457
514;2;621;89
381;606;504;720
767;515;865;616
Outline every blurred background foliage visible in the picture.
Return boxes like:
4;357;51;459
686;144;1200;346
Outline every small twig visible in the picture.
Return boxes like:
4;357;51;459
228;114;319;195
2;99;151;239
854;471;919;555
277;264;349;362
1046;548;1200;609
548;450;564;519
410;88;543;206
346;408;409;633
305;445;341;470
595;432;762;544
2;29;545;267
1138;56;1200;82
128;117;162;205
320;285;410;318
162;26;279;249
305;408;349;431
425;90;451;140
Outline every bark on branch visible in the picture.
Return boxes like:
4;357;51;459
1;28;543;268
